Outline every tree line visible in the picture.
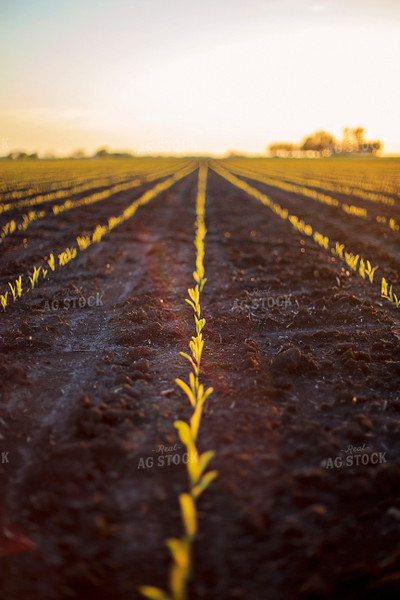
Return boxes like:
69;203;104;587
268;127;383;157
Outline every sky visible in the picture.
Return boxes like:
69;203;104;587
0;0;399;156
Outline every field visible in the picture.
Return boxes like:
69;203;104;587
1;156;400;599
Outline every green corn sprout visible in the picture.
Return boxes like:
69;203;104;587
195;316;205;335
189;334;204;368
76;235;91;251
28;266;41;289
381;277;400;307
313;231;329;249
15;276;23;298
58;246;77;266
185;286;201;317
364;260;378;283
1;220;16;238
8;282;17;302
331;242;344;259
92;224;108;243
344;252;359;272
359;259;378;283
140;163;216;600
1;292;8;311
48;253;56;271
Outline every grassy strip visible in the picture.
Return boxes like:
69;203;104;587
140;162;217;600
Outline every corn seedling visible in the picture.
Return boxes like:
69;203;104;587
185;286;201;318
58;247;77;266
1;291;8;311
92;225;108;244
331;242;344;259
8;282;17;302
344;252;359;272
28;266;41;290
313;231;329;249
1;220;16;238
76;235;91;251
342;204;367;218
17;210;46;232
47;253;56;271
381;277;400;307
140;163;216;600
359;259;379;283
15;276;23;298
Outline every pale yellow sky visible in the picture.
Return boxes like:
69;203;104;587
1;0;399;156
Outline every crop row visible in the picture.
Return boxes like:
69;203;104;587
0;172;122;203
0;158;185;199
0;164;196;311
223;158;400;199
222;161;399;234
224;159;397;206
0;160;188;216
211;162;400;310
0;173;137;213
0;164;190;243
140;163;216;600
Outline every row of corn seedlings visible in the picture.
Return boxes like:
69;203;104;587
223;161;400;233
223;158;397;205
140;163;217;600
0;172;133;214
222;161;399;236
211;162;400;310
1;209;46;240
0;164;195;311
0;158;187;212
52;163;185;215
0;165;188;242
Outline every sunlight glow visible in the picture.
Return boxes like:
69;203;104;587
0;0;399;155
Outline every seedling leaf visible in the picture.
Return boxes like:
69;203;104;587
139;586;171;600
179;493;197;538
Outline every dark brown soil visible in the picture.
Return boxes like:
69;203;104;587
1;165;400;600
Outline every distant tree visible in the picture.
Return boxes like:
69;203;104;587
341;127;382;154
28;152;38;159
94;147;110;158
353;127;365;148
111;151;134;158
342;127;365;151
71;149;86;159
267;127;382;158
300;131;336;155
7;151;28;159
267;142;296;157
94;147;134;159
361;140;383;154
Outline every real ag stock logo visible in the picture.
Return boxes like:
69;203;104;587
322;443;387;469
